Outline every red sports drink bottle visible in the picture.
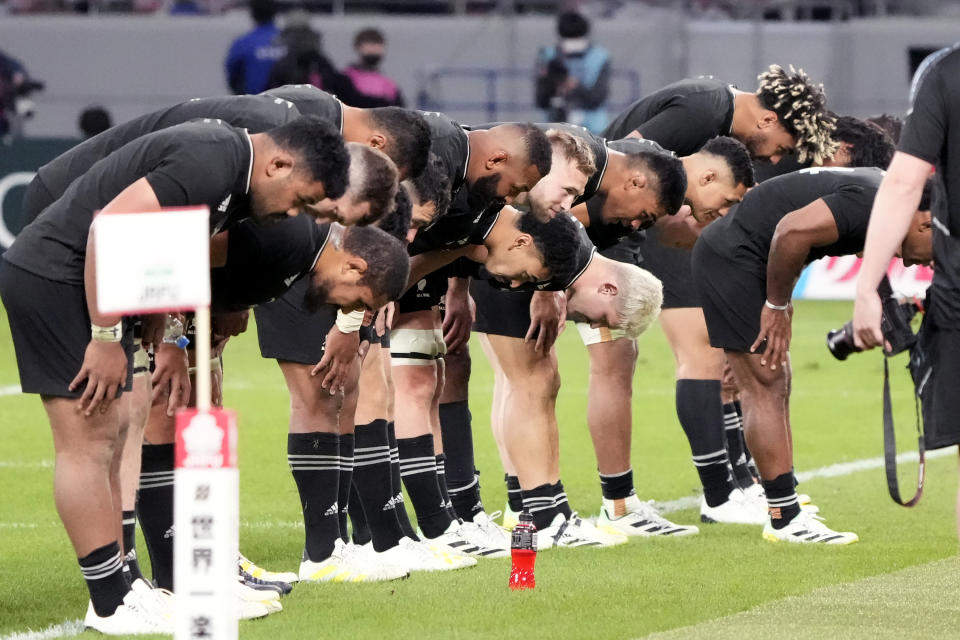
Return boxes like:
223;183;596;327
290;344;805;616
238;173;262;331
509;511;537;590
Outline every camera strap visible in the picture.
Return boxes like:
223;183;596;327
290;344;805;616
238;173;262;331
882;358;926;507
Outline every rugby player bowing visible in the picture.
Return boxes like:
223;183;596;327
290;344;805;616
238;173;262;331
692;167;933;544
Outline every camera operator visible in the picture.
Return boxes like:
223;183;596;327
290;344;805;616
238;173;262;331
0;48;43;138
691;166;934;545
853;43;960;537
534;11;611;134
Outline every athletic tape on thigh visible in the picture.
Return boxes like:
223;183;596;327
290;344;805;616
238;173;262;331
575;322;626;346
390;328;445;366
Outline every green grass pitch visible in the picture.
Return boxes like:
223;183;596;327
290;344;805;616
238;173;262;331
0;301;957;639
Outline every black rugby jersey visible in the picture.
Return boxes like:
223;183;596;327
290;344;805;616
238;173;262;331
210;216;332;312
261;85;343;131
700;167;883;276
900;43;960;321
31;94;299;220
603;77;735;155
6;121;254;285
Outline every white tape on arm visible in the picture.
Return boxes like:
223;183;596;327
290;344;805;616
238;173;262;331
336;309;365;333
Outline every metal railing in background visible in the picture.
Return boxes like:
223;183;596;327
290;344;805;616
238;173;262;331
416;66;640;124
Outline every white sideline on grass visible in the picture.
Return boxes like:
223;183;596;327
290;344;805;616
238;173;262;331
0;385;22;397
654;447;956;514
0;619;84;640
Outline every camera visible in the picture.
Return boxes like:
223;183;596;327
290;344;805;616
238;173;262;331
826;279;920;360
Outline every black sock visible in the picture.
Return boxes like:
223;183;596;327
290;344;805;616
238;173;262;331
337;434;354;543
551;481;573;519
347;483;372;546
599;469;636;500
353;420;406;551
763;472;801;529
438;400;482;521
120;510;144;584
676;379;736;507
505;475;523;512
137;443;175;590
723;402;754;488
398;434;454;538
434;453;458;520
448;474;483;522
522;483;560;530
387;422;418;540
79;541;128;617
288;432;341;562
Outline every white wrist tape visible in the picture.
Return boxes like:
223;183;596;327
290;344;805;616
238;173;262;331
91;321;123;342
764;299;790;311
335;309;365;333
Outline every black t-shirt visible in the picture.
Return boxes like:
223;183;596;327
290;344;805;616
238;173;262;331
261;85;344;131
603;77;735;154
408;111;479;255
700;167;883;277
899;43;960;321
210;217;332;312
35;95;299;207
5;121;254;285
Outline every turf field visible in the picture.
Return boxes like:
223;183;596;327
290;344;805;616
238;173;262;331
1;301;957;639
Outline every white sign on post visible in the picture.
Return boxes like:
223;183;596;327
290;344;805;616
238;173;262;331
92;206;238;640
93;207;211;314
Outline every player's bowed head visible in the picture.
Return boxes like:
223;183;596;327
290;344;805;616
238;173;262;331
566;255;663;339
305;223;410;313
309;143;399;226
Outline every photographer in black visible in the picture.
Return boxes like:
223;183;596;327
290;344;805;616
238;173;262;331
692;166;934;545
534;12;611;134
853;43;960;538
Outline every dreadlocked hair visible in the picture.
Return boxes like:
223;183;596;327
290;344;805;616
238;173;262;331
756;64;838;165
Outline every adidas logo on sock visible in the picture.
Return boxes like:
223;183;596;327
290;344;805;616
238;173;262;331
382;495;400;511
124;549;138;562
324;502;339;517
471;500;483;512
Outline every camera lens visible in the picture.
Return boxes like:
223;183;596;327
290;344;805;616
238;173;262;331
826;321;861;361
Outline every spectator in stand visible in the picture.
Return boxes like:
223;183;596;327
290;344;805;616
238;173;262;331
342;28;405;108
78;106;112;138
535;11;611;134
225;0;285;95
266;13;393;108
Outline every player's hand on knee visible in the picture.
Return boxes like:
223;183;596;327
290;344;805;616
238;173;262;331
442;289;475;353
751;305;791;370
312;326;360;395
212;310;249;338
151;343;190;416
70;340;128;417
527;290;566;353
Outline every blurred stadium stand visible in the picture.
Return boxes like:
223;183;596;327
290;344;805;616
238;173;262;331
2;0;957;16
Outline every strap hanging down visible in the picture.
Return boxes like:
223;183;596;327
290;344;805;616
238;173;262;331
882;358;926;507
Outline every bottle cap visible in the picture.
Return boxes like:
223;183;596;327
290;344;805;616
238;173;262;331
175;336;190;349
518;511;533;523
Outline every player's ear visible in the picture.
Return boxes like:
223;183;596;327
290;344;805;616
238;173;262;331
267;152;295;177
512;233;533;250
701;169;717;186
598;282;618;296
629;172;647;190
345;256;368;279
367;133;387;150
486;150;508;169
758;111;779;129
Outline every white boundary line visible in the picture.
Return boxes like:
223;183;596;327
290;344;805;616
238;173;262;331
0;620;84;640
655;447;956;514
0;385;22;397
